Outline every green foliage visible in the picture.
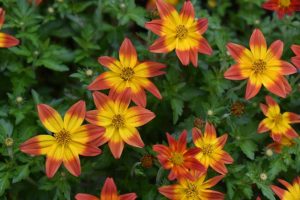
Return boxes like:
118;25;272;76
0;0;300;199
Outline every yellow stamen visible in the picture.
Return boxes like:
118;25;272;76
202;144;214;155
54;129;71;145
272;114;283;124
112;114;125;128
252;59;267;74
175;25;188;39
184;182;199;199
120;67;134;81
279;0;291;7
170;152;184;165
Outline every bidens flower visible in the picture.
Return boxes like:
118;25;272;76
192;123;233;175
75;177;137;200
153;130;205;181
86;89;155;159
271;177;300;200
262;0;300;19
20;101;104;178
146;0;179;10
267;135;295;153
145;0;212;67
0;8;19;48
159;170;224;200
224;29;296;100
88;38;166;107
291;44;300;69
258;96;300;142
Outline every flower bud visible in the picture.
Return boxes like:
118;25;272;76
5;138;14;147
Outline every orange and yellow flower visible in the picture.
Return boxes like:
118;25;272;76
153;130;205;181
291;44;300;69
258;95;300;142
271;177;300;200
192;123;233;175
88;38;166;107
262;0;300;19
267;135;295;153
0;8;19;48
224;29;297;100
75;177;137;200
20;101;104;178
146;0;179;10
86;89;155;159
159;170;224;200
145;0;212;67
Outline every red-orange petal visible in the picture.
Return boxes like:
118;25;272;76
92;91;110;110
156;0;178;21
264;76;288;98
149;36;175;53
280;61;297;75
119;38;137;68
101;178;118;199
143;80;162;99
64;100;85;133
75;194;99;200
120;193;137;200
189;48;198;67
266;40;283;60
98;56;122;72
265;95;277;107
159;185;176;199
0;33;19;48
260;103;268;116
46;153;63;178
37;104;64;133
291;56;300;69
211;161;227;175
198;38;213;56
271;185;285;199
196;18;208;34
180;0;195;25
204;174;225;187
126;106;155;127
192;127;203;142
291;45;300;55
145;19;164;36
224;64;247;80
204;122;217;139
176;49;190;66
257;121;270;133
285;112;300;123
245;79;261;100
249;29;266;56
226;43;246;61
115;88;132;111
63;146;81;177
20;135;55;155
285;128;298;138
131;88;147;107
0;8;5;28
134;61;166;78
87;72;114;91
108;140;124;159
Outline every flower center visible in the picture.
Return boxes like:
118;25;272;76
252;59;267;74
279;0;291;7
176;25;188;39
112;114;125;128
120;67;134;81
202;144;214;156
273;114;283;124
54;129;71;145
170;152;184;165
184;183;199;199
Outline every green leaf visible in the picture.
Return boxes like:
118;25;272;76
0;173;10;196
257;183;276;200
171;99;184;124
240;140;257;160
38;60;69;72
12;165;30;183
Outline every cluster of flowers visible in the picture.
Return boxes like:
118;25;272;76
1;0;300;199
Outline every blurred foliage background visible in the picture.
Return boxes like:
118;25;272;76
0;0;300;199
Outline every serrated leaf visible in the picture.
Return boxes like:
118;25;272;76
240;140;257;160
171;98;184;124
38;60;69;72
12;165;29;183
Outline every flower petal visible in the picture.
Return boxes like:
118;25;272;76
71;124;106;145
98;56;122;73
134;61;166;77
87;72;118;91
120;193;137;200
0;33;19;48
75;194;99;200
249;29;267;59
149;35;176;53
198;38;213;56
119;38;137;68
108;131;124;159
64;101;85;133
63;146;81;177
119;127;144;148
156;0;180;24
101;178;119;199
245;78;262;100
265;40;283;61
70;141;102;156
176;49;190;66
180;0;195;26
20;135;55;155
37;104;64;133
46;144;63;178
125;106;155;127
224;64;248;80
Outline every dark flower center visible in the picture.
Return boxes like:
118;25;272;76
120;67;134;81
54;129;71;145
170;152;184;165
176;25;188;39
112;114;125;128
252;59;267;74
202;144;214;156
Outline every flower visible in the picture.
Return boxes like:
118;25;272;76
267;135;295;153
291;44;300;69
271;177;300;199
257;95;300;142
224;29;297;100
140;154;155;168
230;101;245;116
86;89;155;159
159;170;224;200
192;123;234;175
20;101;104;178
0;8;19;48
262;0;300;19
146;0;179;10
75;177;137;200
153;130;205;181
145;0;212;67
88;38;166;107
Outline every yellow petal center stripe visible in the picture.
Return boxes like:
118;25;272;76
175;25;188;39
170;152;184;165
54;129;71;146
120;67;135;81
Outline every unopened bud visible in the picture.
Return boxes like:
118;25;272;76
140;154;154;168
5;138;14;147
266;149;273;157
16;96;23;103
260;173;267;181
85;69;93;76
48;7;54;14
207;110;214;116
